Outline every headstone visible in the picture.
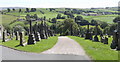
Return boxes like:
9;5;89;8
110;30;118;49
104;37;108;44
49;30;54;36
40;30;47;39
93;24;99;42
10;33;13;40
33;22;41;41
19;32;26;46
117;21;120;50
2;30;5;42
27;19;36;45
44;23;48;39
100;36;104;43
93;35;99;42
110;21;120;50
81;34;85;37
85;24;92;40
35;32;41;41
15;31;19;40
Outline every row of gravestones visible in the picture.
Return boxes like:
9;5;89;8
2;30;54;46
78;22;120;51
2;20;55;46
78;24;109;44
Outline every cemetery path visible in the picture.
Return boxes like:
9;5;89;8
41;36;91;60
2;36;91;60
2;46;91;60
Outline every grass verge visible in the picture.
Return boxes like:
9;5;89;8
2;36;58;53
68;36;118;60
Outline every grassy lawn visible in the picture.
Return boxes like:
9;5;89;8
2;36;58;53
68;36;118;60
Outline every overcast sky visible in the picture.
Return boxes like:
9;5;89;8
0;0;119;8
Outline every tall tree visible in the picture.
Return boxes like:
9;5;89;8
19;9;22;12
12;8;15;11
7;8;11;12
26;8;29;12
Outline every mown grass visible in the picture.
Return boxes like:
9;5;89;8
75;14;117;23
2;36;58;53
68;36;118;60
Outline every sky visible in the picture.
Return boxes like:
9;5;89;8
0;0;119;8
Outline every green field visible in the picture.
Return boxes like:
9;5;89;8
1;15;18;25
68;36;118;60
77;14;118;23
1;8;118;25
2;36;58;53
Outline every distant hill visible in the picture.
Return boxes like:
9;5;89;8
0;7;26;10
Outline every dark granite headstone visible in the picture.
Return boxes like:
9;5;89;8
104;37;108;44
110;30;118;49
85;25;92;40
27;18;36;45
93;24;99;42
2;30;5;42
15;31;19;40
110;21;120;50
117;21;120;50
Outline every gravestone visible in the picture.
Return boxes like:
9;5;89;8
49;30;54;36
110;21;120;50
40;30;47;39
81;34;85;37
33;22;41;41
110;30;118;49
93;35;99;42
19;32;27;46
15;31;19;40
35;32;41;41
10;33;13;40
39;21;47;39
104;37;108;44
2;30;5;42
27;19;36;45
93;24;99;42
117;21;120;50
85;24;93;40
100;36;104;43
44;22;48;39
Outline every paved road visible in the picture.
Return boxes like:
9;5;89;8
2;36;91;60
